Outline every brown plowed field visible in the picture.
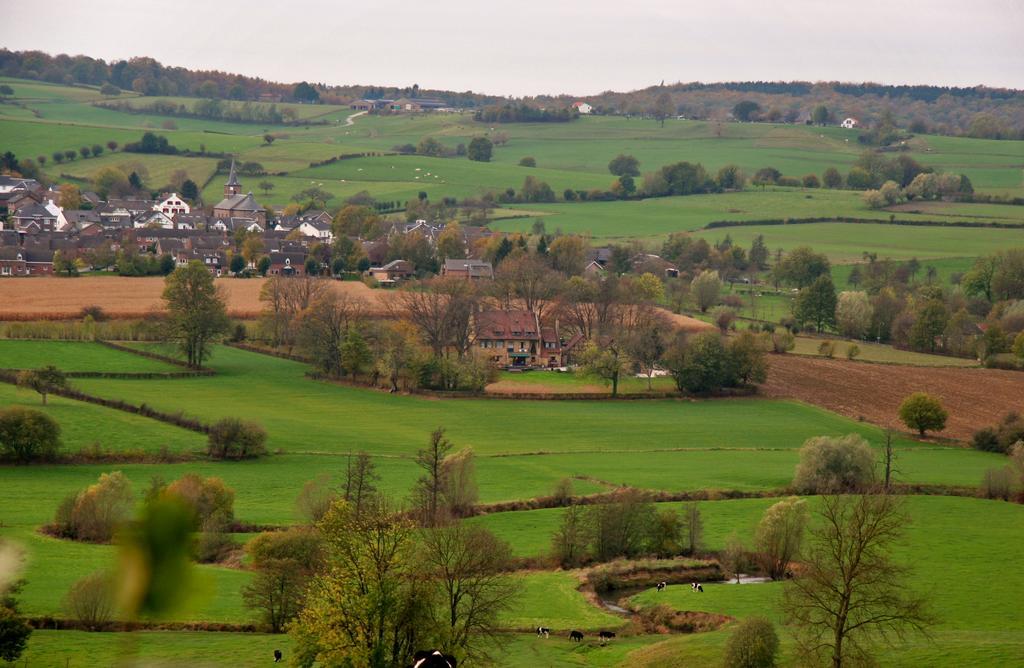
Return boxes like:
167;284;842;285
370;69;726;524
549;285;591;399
763;354;1024;440
0;276;397;319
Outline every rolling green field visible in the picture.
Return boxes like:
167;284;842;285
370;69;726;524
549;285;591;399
0;340;179;372
0;381;205;455
491;190;1024;243
3;76;1023;250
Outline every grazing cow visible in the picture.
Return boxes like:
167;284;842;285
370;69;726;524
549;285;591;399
697;583;704;593
273;649;282;663
598;631;616;644
411;650;457;668
656;581;667;592
569;630;584;642
536;626;551;638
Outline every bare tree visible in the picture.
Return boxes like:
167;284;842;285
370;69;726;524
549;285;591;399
397;278;478;358
420;523;520;664
414;427;454;526
441;447;478;518
721;531;747;584
783;494;933;668
259;275;330;349
296;292;365;376
681;502;704;556
551;503;587;568
495;254;563;319
343;451;379;516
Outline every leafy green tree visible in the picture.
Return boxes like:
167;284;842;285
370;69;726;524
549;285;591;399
162;261;230;368
811;105;829;125
291;81;319;102
0;606;31;663
467;136;493;162
207;417;268;459
578;339;627;397
793;435;876;494
665;331;730;394
0;406;62;463
794;275;838;332
775;246;831;288
898;392;947;436
181;179;199;201
340;329;372;380
733;100;761;122
608;154;640;177
691;269;722;312
755;497;809;580
16;366;66;406
229;254;246;275
823;167;843;188
717;164;745;190
908;299;948;352
653;92;674;127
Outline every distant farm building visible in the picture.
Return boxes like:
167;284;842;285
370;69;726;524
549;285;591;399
572;101;593;114
841;117;859;129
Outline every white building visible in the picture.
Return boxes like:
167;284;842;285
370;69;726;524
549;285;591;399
155;193;190;217
841;117;859;129
572;101;593;115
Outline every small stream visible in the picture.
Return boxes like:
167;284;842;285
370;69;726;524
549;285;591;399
596;575;771;615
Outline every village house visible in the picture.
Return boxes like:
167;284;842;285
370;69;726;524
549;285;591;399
268;250;307;276
572;101;593;114
11;200;60;233
441;258;493;280
841;117;859;129
474;310;573;369
155;192;191;217
388;97;446;113
0;176;43;214
368;259;414;285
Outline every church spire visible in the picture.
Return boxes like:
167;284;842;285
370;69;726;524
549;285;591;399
224;159;241;197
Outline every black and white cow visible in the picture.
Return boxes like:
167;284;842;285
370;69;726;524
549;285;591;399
536;626;551;638
598;631;616;644
656;581;667;592
411;650;457;668
273;649;282;663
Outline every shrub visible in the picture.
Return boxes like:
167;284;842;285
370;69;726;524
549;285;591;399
551;478;574;506
518;156;536;167
196;513;236;563
971;427;1002;453
767;330;795;354
0;607;32;663
980;467;1013;501
64;571;116;629
846;344;861;360
712;306;737;334
0;406;62;463
53;472;134;542
817;340;835;358
724;616;780;668
165;474;235;528
207;418;267;459
898;392;948;436
793;434;875;494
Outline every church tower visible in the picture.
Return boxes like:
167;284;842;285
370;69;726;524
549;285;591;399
224;159;241;197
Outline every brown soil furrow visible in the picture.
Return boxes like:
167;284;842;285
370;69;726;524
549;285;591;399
763;354;1024;440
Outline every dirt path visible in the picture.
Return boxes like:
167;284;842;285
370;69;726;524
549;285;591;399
344;110;366;126
762;354;1024;440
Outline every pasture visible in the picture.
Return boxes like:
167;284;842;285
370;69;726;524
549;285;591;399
0;340;1018;666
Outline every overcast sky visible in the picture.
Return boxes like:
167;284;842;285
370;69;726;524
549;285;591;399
3;0;1022;96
